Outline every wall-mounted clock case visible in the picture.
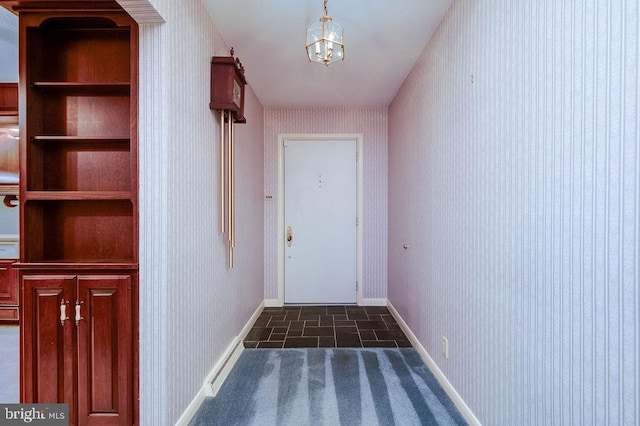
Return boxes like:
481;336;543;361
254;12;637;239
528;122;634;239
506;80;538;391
210;50;247;123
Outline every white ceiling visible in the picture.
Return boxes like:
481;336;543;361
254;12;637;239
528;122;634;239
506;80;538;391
0;2;453;106
202;0;452;107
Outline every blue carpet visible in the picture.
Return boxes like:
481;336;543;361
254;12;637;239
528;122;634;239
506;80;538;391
190;348;467;426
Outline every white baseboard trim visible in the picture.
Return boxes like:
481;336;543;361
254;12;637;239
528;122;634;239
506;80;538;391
264;298;282;307
386;301;481;426
204;338;245;397
360;298;388;306
236;300;266;344
265;298;388;307
175;301;264;426
174;388;206;426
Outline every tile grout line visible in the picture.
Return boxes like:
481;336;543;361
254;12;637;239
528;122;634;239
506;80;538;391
245;306;411;349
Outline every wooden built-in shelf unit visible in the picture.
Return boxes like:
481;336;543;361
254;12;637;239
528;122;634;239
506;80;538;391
15;4;139;424
20;12;137;266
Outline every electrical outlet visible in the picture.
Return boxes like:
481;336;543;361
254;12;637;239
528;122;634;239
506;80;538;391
441;336;449;359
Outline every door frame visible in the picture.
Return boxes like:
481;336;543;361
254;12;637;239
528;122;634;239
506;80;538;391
277;133;364;306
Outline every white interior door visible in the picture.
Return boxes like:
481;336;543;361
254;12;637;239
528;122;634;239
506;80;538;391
284;139;357;304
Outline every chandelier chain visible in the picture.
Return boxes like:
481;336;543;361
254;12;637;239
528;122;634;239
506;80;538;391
324;0;328;16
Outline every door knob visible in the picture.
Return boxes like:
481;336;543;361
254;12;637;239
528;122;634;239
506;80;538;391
286;226;293;247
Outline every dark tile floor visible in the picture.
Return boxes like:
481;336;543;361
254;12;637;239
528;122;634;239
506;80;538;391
243;305;412;349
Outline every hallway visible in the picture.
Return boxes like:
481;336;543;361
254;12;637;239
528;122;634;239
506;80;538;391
1;0;637;424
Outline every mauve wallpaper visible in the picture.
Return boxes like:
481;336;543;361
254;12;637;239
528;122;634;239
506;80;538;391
389;0;639;424
263;107;388;301
132;0;264;424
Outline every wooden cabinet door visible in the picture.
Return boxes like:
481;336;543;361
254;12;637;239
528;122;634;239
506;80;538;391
76;275;132;426
21;275;76;423
0;262;18;305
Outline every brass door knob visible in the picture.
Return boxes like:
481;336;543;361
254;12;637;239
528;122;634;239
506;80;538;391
286;226;293;247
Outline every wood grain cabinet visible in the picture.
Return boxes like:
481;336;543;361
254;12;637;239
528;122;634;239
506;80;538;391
0;83;18;116
13;3;139;425
21;273;134;426
0;261;18;322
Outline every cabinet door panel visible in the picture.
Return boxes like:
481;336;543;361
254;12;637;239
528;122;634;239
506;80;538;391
21;275;76;414
0;262;18;305
76;275;131;425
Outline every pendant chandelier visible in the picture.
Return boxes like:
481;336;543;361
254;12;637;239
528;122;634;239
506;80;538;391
305;0;344;66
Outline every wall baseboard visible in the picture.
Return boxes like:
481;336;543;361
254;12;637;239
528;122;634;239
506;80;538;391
175;301;264;426
235;300;266;349
265;299;388;307
264;298;281;307
361;297;388;306
386;301;481;426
